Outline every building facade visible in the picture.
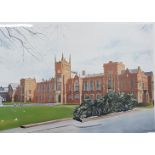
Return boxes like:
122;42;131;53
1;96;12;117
103;61;125;93
119;67;149;103
16;78;37;102
81;73;104;101
33;79;55;103
55;54;71;104
65;61;153;104
8;83;19;102
145;72;154;103
12;55;154;104
0;86;10;102
66;74;83;104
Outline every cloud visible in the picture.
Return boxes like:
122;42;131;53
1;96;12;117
140;24;153;33
0;22;154;86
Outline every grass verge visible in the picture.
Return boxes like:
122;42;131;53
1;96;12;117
0;105;77;131
136;102;154;108
3;102;32;105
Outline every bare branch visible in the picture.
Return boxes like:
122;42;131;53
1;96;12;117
15;28;43;58
23;27;44;36
13;28;28;41
0;28;11;41
5;27;40;61
0;26;48;62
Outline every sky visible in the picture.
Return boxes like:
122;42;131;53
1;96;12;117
0;22;154;86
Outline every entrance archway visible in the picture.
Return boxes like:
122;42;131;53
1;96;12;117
58;95;61;103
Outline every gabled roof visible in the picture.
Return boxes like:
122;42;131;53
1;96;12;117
145;71;153;76
121;70;126;74
9;83;19;90
0;87;8;93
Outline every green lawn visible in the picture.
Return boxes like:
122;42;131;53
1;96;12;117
144;103;154;108
0;105;77;131
136;102;154;108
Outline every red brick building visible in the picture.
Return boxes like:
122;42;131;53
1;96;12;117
65;60;153;104
55;54;71;104
103;61;125;93
119;67;149;103
66;74;82;104
33;79;55;103
14;78;37;102
145;72;154;103
13;55;154;104
81;73;104;101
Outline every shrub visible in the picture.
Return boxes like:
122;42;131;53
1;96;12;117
73;91;137;122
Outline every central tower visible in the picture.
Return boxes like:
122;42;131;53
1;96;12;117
55;53;71;104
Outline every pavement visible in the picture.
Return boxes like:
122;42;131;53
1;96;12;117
0;103;58;108
2;108;155;133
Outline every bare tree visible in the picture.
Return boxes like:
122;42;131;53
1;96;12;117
0;23;69;62
0;26;44;61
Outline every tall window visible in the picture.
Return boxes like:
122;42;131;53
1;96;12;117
130;79;134;92
37;86;40;93
47;84;50;92
29;90;31;94
56;75;62;91
42;84;45;92
57;76;61;82
68;94;73;100
121;80;125;90
142;83;144;89
69;83;72;92
52;83;54;90
57;83;61;91
74;80;79;92
90;80;94;91
96;80;101;90
83;81;88;91
108;74;113;89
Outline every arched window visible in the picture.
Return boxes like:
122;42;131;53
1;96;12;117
74;80;79;92
69;83;72;92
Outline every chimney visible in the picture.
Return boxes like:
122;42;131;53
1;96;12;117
61;53;64;60
138;66;141;71
82;70;86;76
69;54;71;64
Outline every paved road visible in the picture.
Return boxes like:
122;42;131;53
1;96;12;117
2;108;155;133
